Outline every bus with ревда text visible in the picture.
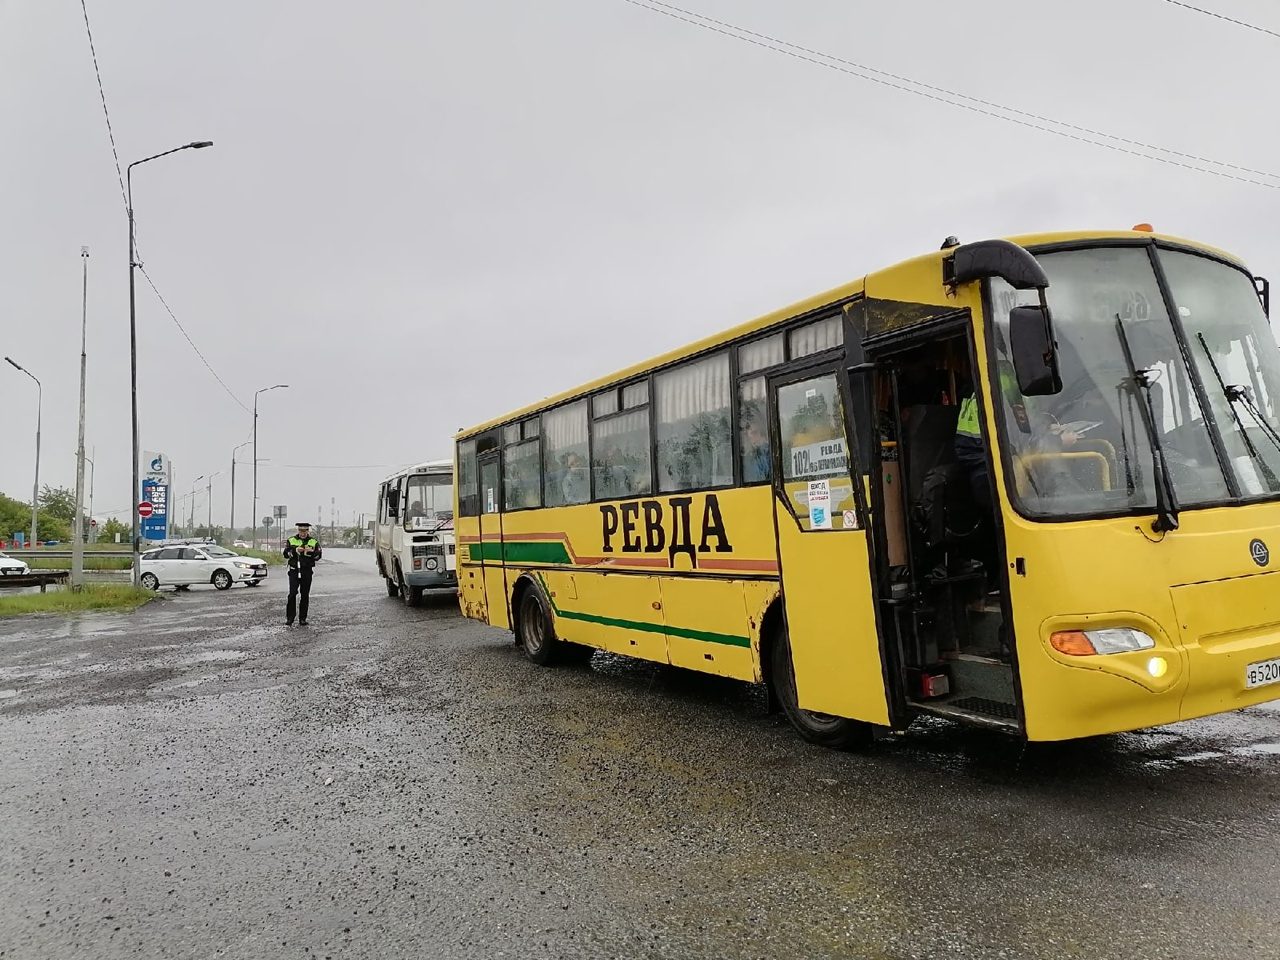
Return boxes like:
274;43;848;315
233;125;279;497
454;227;1280;747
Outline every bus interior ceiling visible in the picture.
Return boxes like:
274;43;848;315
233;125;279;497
876;334;1020;724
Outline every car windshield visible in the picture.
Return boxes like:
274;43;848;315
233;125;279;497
404;472;453;526
989;245;1280;518
206;547;236;557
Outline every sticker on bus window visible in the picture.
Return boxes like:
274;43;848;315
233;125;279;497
842;509;858;529
486;487;495;513
807;479;832;529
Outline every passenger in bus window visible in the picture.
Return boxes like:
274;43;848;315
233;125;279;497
562;452;589;504
741;418;771;482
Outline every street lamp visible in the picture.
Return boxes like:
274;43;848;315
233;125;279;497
252;384;288;548
128;139;213;584
188;475;205;535
206;471;222;537
4;357;42;546
230;440;251;541
84;451;96;543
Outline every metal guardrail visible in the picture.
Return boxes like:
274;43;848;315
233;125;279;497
2;550;133;559
0;571;71;592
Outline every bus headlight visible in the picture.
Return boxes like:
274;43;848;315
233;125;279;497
425;557;438;571
1050;628;1156;656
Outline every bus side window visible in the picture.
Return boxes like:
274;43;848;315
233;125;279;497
457;438;479;516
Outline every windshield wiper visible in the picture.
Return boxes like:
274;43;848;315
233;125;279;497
1196;332;1280;491
1116;316;1180;533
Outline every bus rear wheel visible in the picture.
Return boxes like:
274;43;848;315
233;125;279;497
517;585;561;665
769;625;872;750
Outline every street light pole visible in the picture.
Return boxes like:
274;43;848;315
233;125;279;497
189;475;205;534
128;140;213;585
206;471;221;536
4;357;42;546
230;440;250;542
252;384;289;549
73;246;90;587
84;452;96;543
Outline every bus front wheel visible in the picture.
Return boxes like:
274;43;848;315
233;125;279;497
769;625;872;751
385;576;399;597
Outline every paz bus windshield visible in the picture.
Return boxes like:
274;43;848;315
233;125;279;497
989;245;1280;519
404;473;452;525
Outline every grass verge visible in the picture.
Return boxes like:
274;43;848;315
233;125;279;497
239;548;285;566
25;557;134;571
0;584;157;617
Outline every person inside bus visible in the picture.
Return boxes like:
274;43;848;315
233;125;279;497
407;499;426;523
741;418;771;483
561;452;589;504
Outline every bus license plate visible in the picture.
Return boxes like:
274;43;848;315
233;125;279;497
1245;658;1280;689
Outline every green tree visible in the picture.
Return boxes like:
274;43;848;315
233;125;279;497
100;518;130;543
1;493;29;542
38;485;77;522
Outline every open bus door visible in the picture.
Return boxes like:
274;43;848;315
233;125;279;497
769;363;892;736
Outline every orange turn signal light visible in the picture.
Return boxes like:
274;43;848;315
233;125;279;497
1050;630;1096;656
1132;223;1154;233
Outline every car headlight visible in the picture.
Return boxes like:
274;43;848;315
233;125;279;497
1050;627;1156;656
233;561;251;568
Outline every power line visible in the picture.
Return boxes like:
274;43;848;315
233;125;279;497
136;265;251;413
78;0;127;210
640;0;1280;183
619;0;1280;191
1163;0;1280;39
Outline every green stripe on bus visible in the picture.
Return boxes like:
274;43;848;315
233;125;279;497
468;541;572;564
556;608;750;648
533;573;749;648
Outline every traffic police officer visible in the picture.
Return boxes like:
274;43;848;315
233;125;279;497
284;521;322;625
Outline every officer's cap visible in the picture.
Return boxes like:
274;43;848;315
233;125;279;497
295;521;311;528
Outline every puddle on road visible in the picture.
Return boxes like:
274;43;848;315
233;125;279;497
0;689;17;699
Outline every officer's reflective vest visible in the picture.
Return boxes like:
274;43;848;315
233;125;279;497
286;536;320;567
956;396;982;439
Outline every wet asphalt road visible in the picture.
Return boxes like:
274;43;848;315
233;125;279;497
1;550;1279;960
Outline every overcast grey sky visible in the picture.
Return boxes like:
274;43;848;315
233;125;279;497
3;0;1278;532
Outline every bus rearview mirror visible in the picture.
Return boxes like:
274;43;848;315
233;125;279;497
1009;304;1063;396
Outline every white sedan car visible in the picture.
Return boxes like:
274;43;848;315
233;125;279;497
137;545;267;591
0;552;30;576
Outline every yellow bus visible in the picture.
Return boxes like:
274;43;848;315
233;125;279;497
454;228;1280;746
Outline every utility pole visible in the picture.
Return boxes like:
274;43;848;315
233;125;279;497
252;384;288;549
72;246;90;587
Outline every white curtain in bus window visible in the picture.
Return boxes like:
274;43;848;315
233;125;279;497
787;316;841;360
457;439;479;516
777;374;855;529
542;401;589;507
504;439;542;510
739;376;771;483
655;352;733;492
739;332;784;375
592;409;652;500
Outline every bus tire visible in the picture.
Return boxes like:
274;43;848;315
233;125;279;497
397;567;420;607
515;581;561;666
769;622;872;751
386;576;399;597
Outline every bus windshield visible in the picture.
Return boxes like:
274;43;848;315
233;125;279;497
404;473;452;526
990;246;1280;518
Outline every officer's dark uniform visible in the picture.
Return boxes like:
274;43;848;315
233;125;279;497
284;523;322;625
